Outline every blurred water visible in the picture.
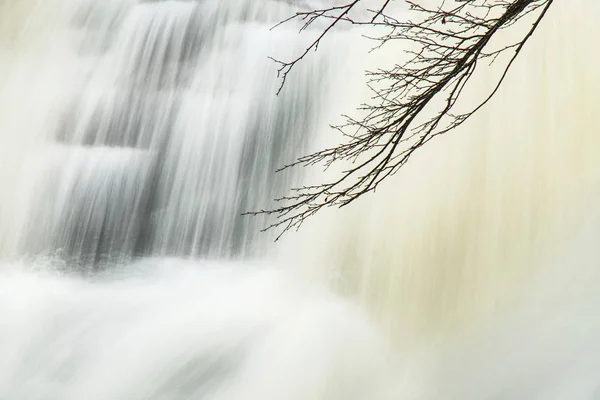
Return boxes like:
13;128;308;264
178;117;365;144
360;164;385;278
1;0;600;399
0;0;342;263
0;259;389;399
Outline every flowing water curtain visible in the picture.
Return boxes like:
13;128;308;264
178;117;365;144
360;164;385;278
4;0;349;265
147;26;331;258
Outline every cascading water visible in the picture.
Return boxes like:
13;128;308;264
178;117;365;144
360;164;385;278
3;0;338;264
1;0;600;399
0;1;390;398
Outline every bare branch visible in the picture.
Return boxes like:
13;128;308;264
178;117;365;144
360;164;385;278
270;0;361;95
250;0;554;238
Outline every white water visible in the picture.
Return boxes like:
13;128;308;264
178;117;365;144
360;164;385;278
0;0;600;399
0;260;389;399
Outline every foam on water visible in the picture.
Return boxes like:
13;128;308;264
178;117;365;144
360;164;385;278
0;259;390;400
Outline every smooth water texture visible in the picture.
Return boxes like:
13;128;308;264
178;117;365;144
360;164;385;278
0;0;599;399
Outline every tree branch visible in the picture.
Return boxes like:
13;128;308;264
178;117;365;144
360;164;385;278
248;0;554;239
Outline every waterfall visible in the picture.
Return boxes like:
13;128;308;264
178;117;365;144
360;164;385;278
0;0;348;263
0;0;600;399
0;1;390;398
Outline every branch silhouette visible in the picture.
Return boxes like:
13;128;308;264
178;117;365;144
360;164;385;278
247;0;554;240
